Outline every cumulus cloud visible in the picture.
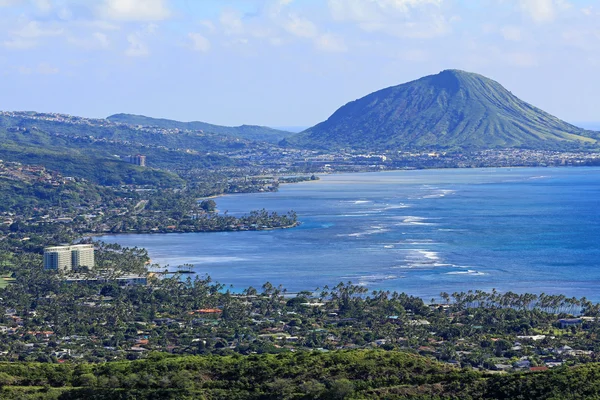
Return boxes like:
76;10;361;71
125;33;148;57
220;9;244;36
3;20;63;49
519;0;571;23
98;0;170;21
520;0;555;22
0;0;22;6
32;0;52;13
11;20;63;38
3;38;36;49
188;32;211;52
284;15;319;38
327;0;451;38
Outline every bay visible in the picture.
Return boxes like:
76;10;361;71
100;167;600;301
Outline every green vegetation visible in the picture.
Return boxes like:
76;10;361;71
3;231;600;398
0;126;185;187
107;113;295;143
3;351;600;399
0;276;13;289
289;69;600;151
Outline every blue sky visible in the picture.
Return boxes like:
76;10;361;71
0;0;599;128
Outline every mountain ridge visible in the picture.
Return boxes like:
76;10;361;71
288;69;600;151
107;113;294;143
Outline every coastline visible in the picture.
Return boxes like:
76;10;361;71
91;221;301;237
97;166;600;302
89;165;598;239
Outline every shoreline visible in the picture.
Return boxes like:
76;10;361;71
88;165;600;239
88;221;301;238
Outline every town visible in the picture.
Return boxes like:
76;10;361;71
2;236;600;375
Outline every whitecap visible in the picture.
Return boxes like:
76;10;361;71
396;216;438;226
445;270;486;276
354;274;400;286
339;227;390;238
155;256;247;265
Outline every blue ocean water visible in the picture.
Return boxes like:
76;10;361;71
100;167;600;301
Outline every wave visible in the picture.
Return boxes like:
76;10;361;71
349;274;400;286
396;216;438;226
339;225;390;238
383;204;411;210
445;269;486;276
419;250;439;260
397;239;439;245
153;256;248;265
422;190;456;199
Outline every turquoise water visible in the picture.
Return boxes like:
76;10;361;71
101;167;600;301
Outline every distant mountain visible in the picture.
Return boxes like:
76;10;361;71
107;114;295;143
288;70;600;151
272;126;309;133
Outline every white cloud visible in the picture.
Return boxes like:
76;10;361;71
12;20;63;38
220;9;244;35
327;0;451;38
519;0;571;23
33;0;52;13
37;62;59;74
329;0;443;20
315;32;347;52
284;15;318;38
188;32;210;52
501;26;522;41
98;0;170;21
3;38;36;49
3;20;63;49
94;32;110;48
200;20;216;34
57;7;73;20
125;33;148;57
0;0;22;6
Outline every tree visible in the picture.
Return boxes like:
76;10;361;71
200;199;216;212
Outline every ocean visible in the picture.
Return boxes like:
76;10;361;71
100;167;600;301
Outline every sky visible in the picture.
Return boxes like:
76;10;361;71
0;0;599;128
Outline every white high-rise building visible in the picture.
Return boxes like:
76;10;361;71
43;246;72;271
70;244;95;268
43;244;95;271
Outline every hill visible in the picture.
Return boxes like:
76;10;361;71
288;69;600;151
0;112;248;186
107;113;295;143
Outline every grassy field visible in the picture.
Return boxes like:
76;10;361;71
0;276;14;289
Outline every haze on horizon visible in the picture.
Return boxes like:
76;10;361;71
0;0;599;129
